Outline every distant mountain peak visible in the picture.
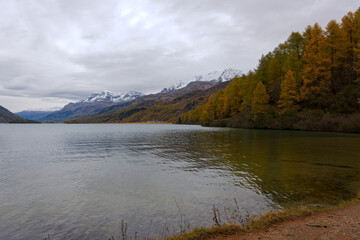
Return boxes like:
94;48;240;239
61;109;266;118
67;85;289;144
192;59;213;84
80;90;144;103
161;68;241;94
195;68;242;82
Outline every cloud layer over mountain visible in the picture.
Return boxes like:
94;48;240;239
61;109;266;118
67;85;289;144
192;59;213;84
0;0;357;111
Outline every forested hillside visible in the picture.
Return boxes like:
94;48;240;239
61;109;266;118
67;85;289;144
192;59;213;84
180;8;360;132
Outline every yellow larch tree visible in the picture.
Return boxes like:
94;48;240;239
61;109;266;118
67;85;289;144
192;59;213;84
252;81;270;120
355;42;360;82
277;70;300;114
324;20;347;91
300;23;331;107
200;109;210;126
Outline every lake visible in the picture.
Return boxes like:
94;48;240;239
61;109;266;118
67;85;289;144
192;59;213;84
0;124;359;239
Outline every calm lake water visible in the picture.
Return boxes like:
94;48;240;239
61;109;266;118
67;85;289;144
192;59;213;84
0;124;359;239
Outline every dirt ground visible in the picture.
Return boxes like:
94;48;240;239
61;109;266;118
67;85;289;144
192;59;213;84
218;203;360;240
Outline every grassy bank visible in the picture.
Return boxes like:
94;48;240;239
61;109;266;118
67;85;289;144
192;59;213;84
165;195;360;240
201;110;360;133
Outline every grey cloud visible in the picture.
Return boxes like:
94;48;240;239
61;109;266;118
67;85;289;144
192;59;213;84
0;0;358;111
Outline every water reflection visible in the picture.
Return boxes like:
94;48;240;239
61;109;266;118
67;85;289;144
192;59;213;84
121;128;360;206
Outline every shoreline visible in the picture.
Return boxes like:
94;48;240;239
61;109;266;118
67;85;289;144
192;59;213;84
64;121;174;124
167;196;360;240
59;120;360;134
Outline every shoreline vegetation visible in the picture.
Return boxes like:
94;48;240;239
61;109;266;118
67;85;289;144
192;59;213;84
200;112;360;133
163;195;360;240
165;197;360;240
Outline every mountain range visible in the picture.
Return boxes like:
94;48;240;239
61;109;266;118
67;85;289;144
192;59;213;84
36;68;241;123
38;91;144;123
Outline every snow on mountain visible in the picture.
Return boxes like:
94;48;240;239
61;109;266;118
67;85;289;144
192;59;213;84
194;71;221;82
195;68;242;82
161;68;242;94
160;80;189;94
80;90;144;103
219;68;242;81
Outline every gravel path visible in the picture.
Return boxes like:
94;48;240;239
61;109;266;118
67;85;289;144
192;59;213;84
218;203;360;240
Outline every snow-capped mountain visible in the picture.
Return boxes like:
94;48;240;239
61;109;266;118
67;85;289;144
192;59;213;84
39;90;144;122
81;90;144;103
161;68;241;94
195;68;242;82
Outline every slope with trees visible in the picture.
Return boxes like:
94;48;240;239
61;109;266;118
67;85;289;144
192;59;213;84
181;8;360;132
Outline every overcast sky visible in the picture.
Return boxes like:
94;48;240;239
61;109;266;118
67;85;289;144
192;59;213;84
0;0;358;112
